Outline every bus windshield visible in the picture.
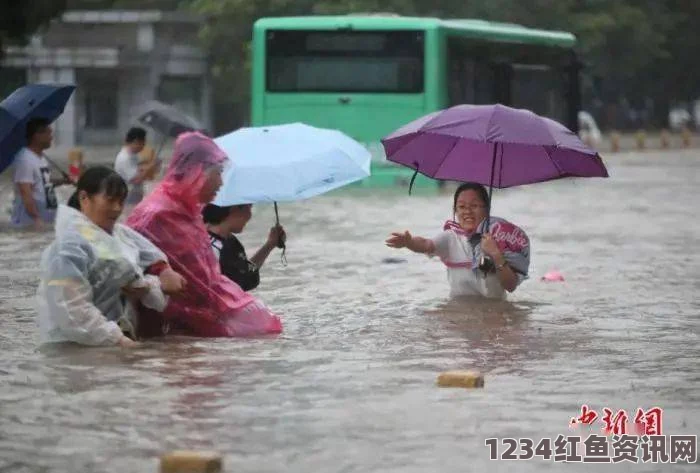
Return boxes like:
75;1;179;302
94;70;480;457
265;30;425;93
447;38;574;125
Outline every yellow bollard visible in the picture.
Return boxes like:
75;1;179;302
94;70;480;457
610;132;621;153
660;129;671;149
437;370;484;388
160;451;222;473
635;130;646;151
681;127;692;148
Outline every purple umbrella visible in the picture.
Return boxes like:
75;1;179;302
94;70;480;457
381;103;609;272
381;103;608;193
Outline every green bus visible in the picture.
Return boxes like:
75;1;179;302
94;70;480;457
251;15;581;188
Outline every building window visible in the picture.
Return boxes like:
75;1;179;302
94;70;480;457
0;68;26;99
84;77;118;129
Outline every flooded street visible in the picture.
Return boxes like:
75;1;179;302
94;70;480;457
0;150;698;472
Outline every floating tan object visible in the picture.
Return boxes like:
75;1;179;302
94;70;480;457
159;451;222;473
437;370;485;388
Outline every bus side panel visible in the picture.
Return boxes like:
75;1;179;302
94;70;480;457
425;26;448;112
250;24;266;126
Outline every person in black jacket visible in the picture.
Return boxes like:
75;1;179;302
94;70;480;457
202;203;286;291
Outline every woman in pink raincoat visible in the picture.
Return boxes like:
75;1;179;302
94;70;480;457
126;131;283;337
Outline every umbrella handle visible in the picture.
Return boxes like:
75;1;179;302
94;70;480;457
483;142;500;234
274;202;287;266
273;202;285;248
478;143;500;275
44;156;74;185
155;135;166;159
152;135;167;178
478;255;494;274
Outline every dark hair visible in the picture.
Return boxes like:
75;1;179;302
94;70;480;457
453;182;490;214
202;203;235;224
125;127;147;143
67;166;129;210
26;117;51;142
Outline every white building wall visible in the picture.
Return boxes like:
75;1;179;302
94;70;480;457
2;11;213;147
35;67;76;149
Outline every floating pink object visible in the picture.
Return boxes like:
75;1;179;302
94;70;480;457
541;270;565;282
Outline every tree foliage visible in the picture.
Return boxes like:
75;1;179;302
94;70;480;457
188;0;700;130
0;1;68;54
5;0;698;130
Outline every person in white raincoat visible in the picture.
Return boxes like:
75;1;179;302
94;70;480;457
37;166;186;347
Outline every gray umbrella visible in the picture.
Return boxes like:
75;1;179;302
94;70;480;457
134;100;207;171
136;100;205;138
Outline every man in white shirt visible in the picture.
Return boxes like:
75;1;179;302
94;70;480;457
114;127;148;206
12;118;70;230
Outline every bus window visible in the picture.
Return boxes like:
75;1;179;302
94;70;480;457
266;30;424;93
448;58;465;105
511;64;567;124
446;36;574;125
447;39;496;107
492;62;512;105
473;61;496;105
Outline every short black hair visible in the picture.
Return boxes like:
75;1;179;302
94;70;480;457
125;127;147;143
26;117;51;142
67;166;129;210
453;182;490;214
202;203;235;224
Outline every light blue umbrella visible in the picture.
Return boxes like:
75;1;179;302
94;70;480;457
212;122;371;262
213;122;371;207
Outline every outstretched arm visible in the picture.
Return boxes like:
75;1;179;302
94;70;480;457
385;231;435;254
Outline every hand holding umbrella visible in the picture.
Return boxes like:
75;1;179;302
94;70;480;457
269;209;287;263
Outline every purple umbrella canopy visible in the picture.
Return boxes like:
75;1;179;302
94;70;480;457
381;104;608;189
